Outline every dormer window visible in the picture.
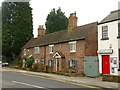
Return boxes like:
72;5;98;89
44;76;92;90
101;26;109;40
34;47;40;54
69;41;77;52
49;45;54;54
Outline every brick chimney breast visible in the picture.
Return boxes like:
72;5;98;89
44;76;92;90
38;25;45;37
68;12;78;31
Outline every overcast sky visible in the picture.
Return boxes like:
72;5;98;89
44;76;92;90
30;0;119;37
0;0;120;37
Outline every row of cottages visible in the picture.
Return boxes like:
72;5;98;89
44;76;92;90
98;10;120;76
21;13;98;74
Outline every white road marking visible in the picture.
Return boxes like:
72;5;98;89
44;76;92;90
12;80;45;88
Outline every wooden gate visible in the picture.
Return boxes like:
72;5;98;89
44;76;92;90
84;56;99;77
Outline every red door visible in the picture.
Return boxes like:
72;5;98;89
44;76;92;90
102;55;110;74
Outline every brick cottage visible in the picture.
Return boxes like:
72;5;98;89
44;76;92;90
21;13;98;74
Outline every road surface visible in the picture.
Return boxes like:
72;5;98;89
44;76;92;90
2;70;103;90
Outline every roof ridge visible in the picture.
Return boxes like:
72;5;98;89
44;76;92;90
44;29;67;36
110;9;120;13
75;22;98;29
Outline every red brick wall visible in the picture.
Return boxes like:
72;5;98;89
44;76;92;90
85;22;98;56
45;40;85;73
22;40;85;74
21;22;98;74
21;47;44;60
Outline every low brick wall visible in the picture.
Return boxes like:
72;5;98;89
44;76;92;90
102;75;120;83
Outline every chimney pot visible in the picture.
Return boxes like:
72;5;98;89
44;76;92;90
38;25;45;37
68;12;78;31
39;25;44;28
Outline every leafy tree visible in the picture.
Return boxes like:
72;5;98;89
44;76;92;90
26;56;34;68
2;2;33;63
45;7;68;34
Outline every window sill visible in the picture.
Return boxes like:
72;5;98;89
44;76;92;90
101;38;109;40
117;36;120;39
34;53;40;54
49;52;53;54
70;51;76;53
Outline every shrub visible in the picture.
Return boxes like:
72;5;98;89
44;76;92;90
32;63;39;71
61;67;69;73
46;65;54;73
32;62;46;72
67;66;78;73
102;75;120;83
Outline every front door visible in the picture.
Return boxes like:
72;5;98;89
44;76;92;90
57;59;59;71
102;55;110;74
55;59;60;71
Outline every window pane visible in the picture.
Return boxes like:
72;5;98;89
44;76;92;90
48;60;51;66
35;59;40;63
51;47;53;52
102;26;108;39
49;46;53;53
34;47;40;54
70;43;75;51
70;60;72;67
49;60;53;66
24;49;26;55
118;23;120;37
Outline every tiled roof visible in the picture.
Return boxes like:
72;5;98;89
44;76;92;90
23;22;97;49
23;38;41;48
99;10;120;24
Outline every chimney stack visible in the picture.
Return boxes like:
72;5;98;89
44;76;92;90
68;12;78;31
38;25;45;37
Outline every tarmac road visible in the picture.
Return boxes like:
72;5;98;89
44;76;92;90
2;71;101;90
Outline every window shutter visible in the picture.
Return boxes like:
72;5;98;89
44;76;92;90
68;60;70;66
75;60;78;68
51;60;54;66
48;60;51;66
72;60;75;68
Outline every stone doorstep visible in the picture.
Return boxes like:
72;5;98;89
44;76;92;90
3;68;119;89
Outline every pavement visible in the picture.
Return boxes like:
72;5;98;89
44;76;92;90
2;68;120;90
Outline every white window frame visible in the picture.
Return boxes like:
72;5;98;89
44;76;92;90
34;59;40;63
49;45;54;54
48;60;53;66
41;58;45;64
102;25;108;39
24;49;26;56
34;47;40;54
69;41;77;52
69;59;78;68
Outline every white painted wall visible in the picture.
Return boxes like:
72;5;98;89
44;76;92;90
98;21;119;76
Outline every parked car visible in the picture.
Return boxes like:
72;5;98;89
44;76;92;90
2;62;9;67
